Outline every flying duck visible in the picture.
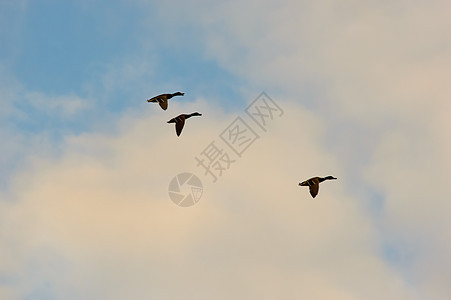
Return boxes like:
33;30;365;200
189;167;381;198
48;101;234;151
298;176;337;198
146;92;184;110
167;112;202;136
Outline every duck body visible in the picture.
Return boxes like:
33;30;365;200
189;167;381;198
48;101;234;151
147;92;184;110
167;112;202;136
299;176;337;198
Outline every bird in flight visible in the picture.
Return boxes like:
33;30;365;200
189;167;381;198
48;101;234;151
298;176;337;198
167;112;202;136
146;92;184;110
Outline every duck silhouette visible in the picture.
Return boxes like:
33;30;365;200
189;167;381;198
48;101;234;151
167;112;202;136
146;92;184;110
298;176;337;198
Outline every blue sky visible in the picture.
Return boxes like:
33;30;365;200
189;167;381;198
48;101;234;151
1;1;451;299
1;0;248;187
2;1;246;130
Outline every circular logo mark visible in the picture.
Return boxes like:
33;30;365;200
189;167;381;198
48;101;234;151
168;173;203;207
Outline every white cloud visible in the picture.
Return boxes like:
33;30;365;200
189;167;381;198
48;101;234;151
144;0;451;298
0;98;414;299
23;91;91;117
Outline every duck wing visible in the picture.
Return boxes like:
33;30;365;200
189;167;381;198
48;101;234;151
175;118;185;136
309;184;319;198
159;98;168;110
147;94;161;102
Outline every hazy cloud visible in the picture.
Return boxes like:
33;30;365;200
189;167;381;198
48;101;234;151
1;99;414;299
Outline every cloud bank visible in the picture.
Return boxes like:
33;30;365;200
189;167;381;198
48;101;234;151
1;98;414;299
